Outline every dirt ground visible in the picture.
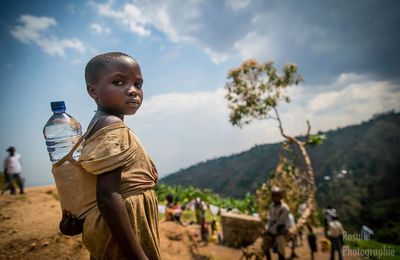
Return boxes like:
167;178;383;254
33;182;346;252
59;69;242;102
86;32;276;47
0;186;363;259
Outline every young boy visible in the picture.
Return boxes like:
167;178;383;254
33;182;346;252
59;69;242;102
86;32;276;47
61;52;160;260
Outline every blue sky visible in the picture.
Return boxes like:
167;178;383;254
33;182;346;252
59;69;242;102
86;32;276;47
0;0;399;186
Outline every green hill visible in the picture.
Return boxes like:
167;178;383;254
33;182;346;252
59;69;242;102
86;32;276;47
161;111;400;243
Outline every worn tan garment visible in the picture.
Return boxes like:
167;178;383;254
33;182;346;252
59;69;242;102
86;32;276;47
78;122;161;260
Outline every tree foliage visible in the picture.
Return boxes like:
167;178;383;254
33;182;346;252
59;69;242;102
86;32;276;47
225;59;319;236
154;183;257;214
225;59;302;127
256;150;309;224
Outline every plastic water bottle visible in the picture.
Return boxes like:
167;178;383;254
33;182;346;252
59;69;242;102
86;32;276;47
43;101;82;163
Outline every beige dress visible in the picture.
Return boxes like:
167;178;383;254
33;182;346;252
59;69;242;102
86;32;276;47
78;122;161;260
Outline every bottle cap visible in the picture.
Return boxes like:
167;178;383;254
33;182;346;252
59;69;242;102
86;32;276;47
51;101;66;112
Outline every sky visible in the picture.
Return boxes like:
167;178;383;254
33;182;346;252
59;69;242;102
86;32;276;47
0;0;399;186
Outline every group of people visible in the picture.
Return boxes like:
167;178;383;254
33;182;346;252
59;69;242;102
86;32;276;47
164;195;217;246
163;186;345;260
263;187;345;260
1;52;347;260
2;146;24;195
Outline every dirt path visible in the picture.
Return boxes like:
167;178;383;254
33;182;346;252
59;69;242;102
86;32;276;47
0;186;88;259
0;186;363;259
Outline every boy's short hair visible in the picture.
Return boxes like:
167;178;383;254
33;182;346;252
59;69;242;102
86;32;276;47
85;52;135;85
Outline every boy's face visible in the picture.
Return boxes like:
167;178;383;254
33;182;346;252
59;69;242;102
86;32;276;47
89;56;143;116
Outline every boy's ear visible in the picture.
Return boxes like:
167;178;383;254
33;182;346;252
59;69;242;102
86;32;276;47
87;84;97;100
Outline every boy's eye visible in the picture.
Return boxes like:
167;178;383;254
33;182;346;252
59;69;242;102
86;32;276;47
112;80;123;86
134;82;143;89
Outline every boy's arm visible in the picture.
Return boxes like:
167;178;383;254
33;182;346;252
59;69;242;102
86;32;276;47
97;167;149;260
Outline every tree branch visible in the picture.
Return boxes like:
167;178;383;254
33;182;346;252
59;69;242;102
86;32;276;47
305;120;311;143
273;106;290;140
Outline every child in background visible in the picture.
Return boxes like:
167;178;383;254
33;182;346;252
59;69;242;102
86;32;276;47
200;218;210;246
165;193;184;225
61;52;160;260
165;194;175;221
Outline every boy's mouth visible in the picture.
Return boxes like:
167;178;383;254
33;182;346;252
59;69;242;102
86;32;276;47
126;99;141;104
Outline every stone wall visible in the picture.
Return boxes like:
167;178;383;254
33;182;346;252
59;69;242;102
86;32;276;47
220;212;265;248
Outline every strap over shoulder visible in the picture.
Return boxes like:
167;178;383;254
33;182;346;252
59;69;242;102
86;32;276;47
54;111;126;167
66;117;101;158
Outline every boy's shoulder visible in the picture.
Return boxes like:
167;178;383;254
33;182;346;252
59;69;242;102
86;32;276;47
87;115;124;139
97;115;123;128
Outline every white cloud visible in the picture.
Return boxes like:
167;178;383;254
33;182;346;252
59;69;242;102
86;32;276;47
283;73;400;132
234;31;276;60
92;1;247;63
204;48;228;64
95;2;151;36
10;14;85;57
225;0;251;10
306;74;398;115
125;73;399;177
90;23;111;34
92;1;201;42
127;88;280;176
307;91;340;112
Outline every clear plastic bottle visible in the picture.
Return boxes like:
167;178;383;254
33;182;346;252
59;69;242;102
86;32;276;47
43;101;82;163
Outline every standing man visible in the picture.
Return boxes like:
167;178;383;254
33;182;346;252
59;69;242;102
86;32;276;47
3;146;24;194
324;205;337;236
264;186;291;260
328;214;344;260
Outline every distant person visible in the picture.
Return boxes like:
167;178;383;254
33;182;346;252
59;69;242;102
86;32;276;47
327;215;344;260
200;218;210;246
324;205;337;236
306;223;317;260
165;194;175;221
165;193;184;225
3;146;24;195
194;197;207;224
264;186;291;260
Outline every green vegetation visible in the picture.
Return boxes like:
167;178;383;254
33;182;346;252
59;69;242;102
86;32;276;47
154;183;257;214
162;112;400;244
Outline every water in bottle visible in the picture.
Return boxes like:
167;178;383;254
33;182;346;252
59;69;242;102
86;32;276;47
43;101;82;163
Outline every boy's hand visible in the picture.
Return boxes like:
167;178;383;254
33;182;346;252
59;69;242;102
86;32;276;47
59;210;84;236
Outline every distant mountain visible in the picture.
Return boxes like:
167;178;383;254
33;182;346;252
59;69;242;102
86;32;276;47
161;111;400;243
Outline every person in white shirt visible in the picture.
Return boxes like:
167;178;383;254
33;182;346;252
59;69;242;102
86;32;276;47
3;146;24;194
328;214;344;260
264;186;291;260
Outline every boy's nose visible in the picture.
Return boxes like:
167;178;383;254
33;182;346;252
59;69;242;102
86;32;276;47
128;85;138;96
